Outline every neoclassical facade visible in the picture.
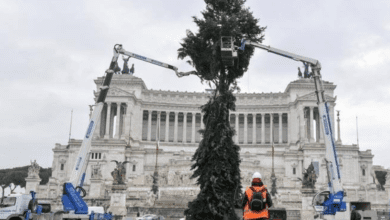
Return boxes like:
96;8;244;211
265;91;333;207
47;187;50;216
32;74;390;214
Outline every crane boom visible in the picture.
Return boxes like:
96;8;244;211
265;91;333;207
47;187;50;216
116;45;196;77
239;39;320;67
68;46;120;189
64;44;196;215
239;39;345;216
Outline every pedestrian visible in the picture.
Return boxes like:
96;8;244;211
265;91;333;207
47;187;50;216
242;172;272;220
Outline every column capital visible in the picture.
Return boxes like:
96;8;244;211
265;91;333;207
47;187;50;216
106;101;112;105
183;112;188;116
309;106;314;110
148;110;152;114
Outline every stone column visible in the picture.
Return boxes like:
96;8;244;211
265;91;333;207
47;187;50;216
315;110;320;143
124;103;132;141
114;103;121;139
156;111;161;141
318;109;325;143
244;113;248;144
299;106;305;141
104;102;112;139
235;113;239;143
192;113;196;143
252;114;256;144
147;110;152;141
174;112;179;142
310;107;314;142
279;113;283;144
270;113;273;143
200;113;204;129
261;114;265;144
287;113;291;144
183;112;187;143
93;105;101;139
165;112;170;142
200;113;204;139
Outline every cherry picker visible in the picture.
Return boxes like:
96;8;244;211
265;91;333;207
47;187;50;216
0;44;194;220
236;39;347;219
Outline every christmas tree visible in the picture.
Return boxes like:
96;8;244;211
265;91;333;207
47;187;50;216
178;0;266;219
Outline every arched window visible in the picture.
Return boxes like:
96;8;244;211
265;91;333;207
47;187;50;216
133;165;136;172
61;164;64;171
362;169;365;176
293;167;296;175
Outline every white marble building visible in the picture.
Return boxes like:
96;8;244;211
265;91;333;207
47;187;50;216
30;74;390;212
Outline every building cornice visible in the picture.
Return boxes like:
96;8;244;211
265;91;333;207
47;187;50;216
284;78;336;93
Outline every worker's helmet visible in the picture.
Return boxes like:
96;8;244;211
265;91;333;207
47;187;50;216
252;172;262;180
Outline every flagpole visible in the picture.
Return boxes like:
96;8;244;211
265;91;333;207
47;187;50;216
68;109;73;143
356;116;359;146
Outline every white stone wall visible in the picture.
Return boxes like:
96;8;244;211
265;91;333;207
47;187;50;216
44;75;387;209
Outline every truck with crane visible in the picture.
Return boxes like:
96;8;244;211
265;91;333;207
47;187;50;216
0;44;194;220
235;38;346;219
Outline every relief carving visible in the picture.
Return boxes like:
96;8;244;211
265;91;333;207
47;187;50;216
168;171;175;186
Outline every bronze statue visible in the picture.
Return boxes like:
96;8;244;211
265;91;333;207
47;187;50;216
298;163;317;188
298;67;303;78
130;64;134;75
111;160;130;184
122;56;130;74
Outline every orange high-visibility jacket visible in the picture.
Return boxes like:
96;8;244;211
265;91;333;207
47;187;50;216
243;185;269;220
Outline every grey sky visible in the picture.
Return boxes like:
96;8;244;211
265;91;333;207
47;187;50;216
1;0;389;170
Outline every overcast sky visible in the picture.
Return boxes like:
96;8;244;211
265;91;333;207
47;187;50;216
1;0;389;171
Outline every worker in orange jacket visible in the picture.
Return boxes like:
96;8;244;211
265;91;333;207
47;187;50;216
242;172;273;220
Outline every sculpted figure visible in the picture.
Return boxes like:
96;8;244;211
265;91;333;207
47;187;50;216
91;163;102;179
174;171;181;186
182;173;188;185
145;174;152;186
146;190;156;207
299;163;317;188
111;160;130;184
162;173;168;186
370;169;382;190
28;160;40;178
168;171;175;186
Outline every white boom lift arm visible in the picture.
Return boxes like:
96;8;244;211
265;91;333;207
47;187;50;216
238;39;346;217
65;44;196;215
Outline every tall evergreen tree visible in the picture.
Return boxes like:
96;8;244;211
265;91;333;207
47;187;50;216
178;0;266;219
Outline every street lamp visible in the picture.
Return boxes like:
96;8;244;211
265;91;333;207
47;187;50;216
271;114;277;196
